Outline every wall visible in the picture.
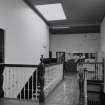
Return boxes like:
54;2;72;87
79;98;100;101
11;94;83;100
0;0;49;64
100;17;105;54
51;33;100;57
100;16;105;93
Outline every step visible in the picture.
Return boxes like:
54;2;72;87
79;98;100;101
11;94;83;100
88;93;101;101
87;80;104;84
87;85;102;92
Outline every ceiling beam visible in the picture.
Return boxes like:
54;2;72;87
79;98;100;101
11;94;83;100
50;25;100;34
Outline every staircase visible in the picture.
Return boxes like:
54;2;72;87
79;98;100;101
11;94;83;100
87;80;103;105
3;64;39;100
17;70;39;99
78;61;104;105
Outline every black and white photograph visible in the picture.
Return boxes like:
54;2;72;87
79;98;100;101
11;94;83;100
0;0;105;105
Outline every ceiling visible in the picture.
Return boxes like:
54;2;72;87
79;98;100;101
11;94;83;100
25;0;105;33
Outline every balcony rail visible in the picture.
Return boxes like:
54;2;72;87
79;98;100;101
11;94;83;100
0;63;38;101
77;62;104;81
78;61;104;105
44;64;63;97
0;62;63;103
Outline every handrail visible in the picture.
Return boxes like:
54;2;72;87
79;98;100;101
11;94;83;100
0;63;62;68
44;64;63;97
79;62;103;64
0;63;38;68
77;61;104;81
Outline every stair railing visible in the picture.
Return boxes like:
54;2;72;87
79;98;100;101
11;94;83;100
0;63;39;101
77;62;104;81
78;67;88;105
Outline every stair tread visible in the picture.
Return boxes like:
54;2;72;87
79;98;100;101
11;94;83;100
87;91;102;93
87;80;104;84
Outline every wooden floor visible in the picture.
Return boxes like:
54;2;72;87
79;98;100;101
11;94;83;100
0;73;79;105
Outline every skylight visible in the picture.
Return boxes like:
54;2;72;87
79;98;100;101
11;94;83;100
35;3;66;21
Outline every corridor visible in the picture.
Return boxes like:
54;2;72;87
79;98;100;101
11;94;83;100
44;73;79;105
43;73;79;105
0;73;79;105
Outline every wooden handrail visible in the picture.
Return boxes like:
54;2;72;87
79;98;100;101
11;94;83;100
79;62;103;64
0;63;38;68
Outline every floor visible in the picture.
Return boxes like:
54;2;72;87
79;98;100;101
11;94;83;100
0;73;79;105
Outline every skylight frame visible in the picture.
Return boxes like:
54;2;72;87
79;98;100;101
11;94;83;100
35;3;67;21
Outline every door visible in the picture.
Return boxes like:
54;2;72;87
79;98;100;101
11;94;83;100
0;28;5;98
0;29;4;63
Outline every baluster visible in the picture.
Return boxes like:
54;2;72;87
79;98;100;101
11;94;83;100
28;76;29;100
24;71;25;100
101;63;103;80
97;64;99;80
92;100;93;105
90;64;92;80
16;70;18;99
93;63;95;80
11;68;13;98
90;64;91;80
94;63;96;80
91;100;92;105
95;63;97;80
89;100;90;105
96;64;97;80
19;69;21;100
32;71;34;100
93;64;95;80
92;64;94;80
12;68;15;98
9;68;11;97
102;59;104;81
36;69;38;100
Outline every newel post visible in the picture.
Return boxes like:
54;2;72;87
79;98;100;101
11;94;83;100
0;64;4;98
38;55;45;103
102;58;105;81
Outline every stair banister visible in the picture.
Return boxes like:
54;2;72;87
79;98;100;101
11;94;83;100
84;69;88;105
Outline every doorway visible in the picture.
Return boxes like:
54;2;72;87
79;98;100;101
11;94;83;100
0;28;5;98
0;28;4;63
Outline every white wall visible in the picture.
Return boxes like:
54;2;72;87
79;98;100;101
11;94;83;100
100;17;105;54
100;16;105;93
0;0;49;64
51;33;100;57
